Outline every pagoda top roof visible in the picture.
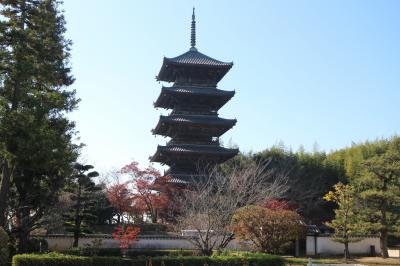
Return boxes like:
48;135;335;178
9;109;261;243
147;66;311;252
157;9;233;83
157;49;233;83
164;49;233;68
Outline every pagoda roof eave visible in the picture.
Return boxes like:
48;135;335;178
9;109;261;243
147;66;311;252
152;115;237;137
150;144;239;164
154;86;235;110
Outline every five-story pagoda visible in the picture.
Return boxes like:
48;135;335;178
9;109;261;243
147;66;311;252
151;9;238;184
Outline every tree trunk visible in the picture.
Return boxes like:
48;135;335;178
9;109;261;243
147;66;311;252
201;248;213;256
73;184;81;248
16;229;29;254
73;230;79;248
0;159;11;227
380;228;389;258
15;205;31;254
151;214;157;223
380;182;389;259
344;241;350;260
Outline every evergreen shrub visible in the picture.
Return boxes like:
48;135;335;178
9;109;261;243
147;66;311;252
0;227;9;265
12;252;284;266
64;248;196;257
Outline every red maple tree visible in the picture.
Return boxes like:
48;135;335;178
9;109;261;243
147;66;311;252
107;182;134;223
120;161;178;223
112;226;140;251
263;199;297;211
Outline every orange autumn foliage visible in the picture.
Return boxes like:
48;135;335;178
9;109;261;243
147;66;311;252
231;205;304;254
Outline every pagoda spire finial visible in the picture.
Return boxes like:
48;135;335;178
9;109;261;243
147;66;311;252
190;7;197;51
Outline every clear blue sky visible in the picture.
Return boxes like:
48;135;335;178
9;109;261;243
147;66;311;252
63;0;400;172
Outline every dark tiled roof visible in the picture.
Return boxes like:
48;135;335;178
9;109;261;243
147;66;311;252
167;174;209;184
157;49;233;82
164;50;233;67
151;144;238;164
158;144;237;154
154;86;235;110
163;86;234;96
152;115;236;137
161;115;236;126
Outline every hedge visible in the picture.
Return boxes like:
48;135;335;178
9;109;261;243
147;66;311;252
64;248;196;257
12;254;121;266
13;253;285;266
0;227;9;265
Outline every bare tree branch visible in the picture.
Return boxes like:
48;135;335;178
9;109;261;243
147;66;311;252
176;159;289;255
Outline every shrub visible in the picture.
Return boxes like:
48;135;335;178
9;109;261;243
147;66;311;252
0;227;9;265
64;248;196;257
231;205;304;254
12;253;123;266
12;253;89;266
12;252;285;266
142;254;284;266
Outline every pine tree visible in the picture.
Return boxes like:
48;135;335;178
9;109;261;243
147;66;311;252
64;163;100;247
356;138;400;258
323;182;363;259
0;0;79;252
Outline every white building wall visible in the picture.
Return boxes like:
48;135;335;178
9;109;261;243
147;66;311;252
306;236;381;256
44;235;244;252
45;234;383;257
388;248;400;258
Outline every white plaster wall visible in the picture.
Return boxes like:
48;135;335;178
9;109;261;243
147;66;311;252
306;236;381;256
45;236;244;251
306;236;316;256
388;249;400;258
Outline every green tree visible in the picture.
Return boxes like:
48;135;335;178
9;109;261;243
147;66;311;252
224;146;341;224
0;227;9;265
356;138;400;258
63;163;99;247
0;0;79;252
91;185;117;225
323;182;363;259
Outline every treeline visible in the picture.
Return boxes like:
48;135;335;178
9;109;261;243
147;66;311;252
223;136;400;224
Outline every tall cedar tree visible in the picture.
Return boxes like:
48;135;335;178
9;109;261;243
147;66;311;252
0;0;79;252
323;182;363;259
64;163;99;247
357;138;400;258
